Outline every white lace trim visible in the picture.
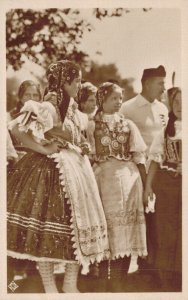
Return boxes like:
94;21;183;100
111;249;148;261
48;152;109;274
160;165;178;173
7;250;76;265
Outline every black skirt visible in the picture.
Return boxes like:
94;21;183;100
147;168;181;274
7;152;75;261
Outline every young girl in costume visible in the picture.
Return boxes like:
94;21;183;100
144;87;182;291
90;82;148;292
78;81;98;162
7;60;109;293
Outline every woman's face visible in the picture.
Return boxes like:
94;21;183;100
21;85;41;104
102;88;123;114
81;94;97;114
64;71;82;98
172;92;181;120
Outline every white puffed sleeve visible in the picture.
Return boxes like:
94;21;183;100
76;110;89;131
7;130;18;159
8;100;57;141
126;119;147;164
86;120;96;155
149;129;165;164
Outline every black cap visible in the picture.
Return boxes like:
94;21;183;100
141;65;166;82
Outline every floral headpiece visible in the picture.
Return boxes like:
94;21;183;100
46;60;80;123
96;82;122;109
46;60;80;95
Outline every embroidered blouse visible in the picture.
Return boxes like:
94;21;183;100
8;99;86;153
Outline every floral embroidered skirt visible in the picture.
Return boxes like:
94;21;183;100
94;158;147;259
7;152;75;262
147;168;182;274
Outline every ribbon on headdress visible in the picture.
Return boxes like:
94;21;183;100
96;82;115;110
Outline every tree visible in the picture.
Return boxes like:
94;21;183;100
6;9;92;71
82;61;122;87
6;8;151;71
93;8;151;19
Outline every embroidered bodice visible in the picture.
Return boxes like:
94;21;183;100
94;113;132;162
163;137;181;169
149;120;182;174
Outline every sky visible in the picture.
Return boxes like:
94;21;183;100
78;8;181;92
7;8;181;93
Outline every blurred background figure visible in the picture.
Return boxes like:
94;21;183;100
7;129;18;168
78;81;98;116
7;80;42;162
7;80;42;284
166;87;179;111
78;81;98;162
8;80;42;120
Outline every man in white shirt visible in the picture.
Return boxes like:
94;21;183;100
120;66;169;278
120;65;168;156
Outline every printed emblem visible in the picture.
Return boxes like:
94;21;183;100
8;280;19;292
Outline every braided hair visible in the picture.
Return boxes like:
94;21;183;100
46;60;81;123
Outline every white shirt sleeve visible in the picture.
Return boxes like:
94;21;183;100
77;111;89;131
127;119;147;164
7;130;18;159
86;121;96;155
149;129;165;163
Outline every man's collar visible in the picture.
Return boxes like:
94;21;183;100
137;94;157;107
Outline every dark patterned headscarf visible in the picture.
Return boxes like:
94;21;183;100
165;87;181;137
46;60;81;122
96;82;122;112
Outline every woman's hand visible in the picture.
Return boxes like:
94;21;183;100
44;92;57;106
80;142;91;156
43;141;63;155
143;185;154;207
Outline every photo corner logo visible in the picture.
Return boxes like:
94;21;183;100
8;280;19;292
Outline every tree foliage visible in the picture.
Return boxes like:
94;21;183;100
6;8;151;71
6;9;92;70
93;8;151;19
82;61;122;86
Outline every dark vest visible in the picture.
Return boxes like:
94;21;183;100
94;113;132;162
163;136;181;171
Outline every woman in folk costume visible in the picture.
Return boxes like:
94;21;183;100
144;87;182;291
78;81;98;163
7;60;109;293
90;82;148;292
